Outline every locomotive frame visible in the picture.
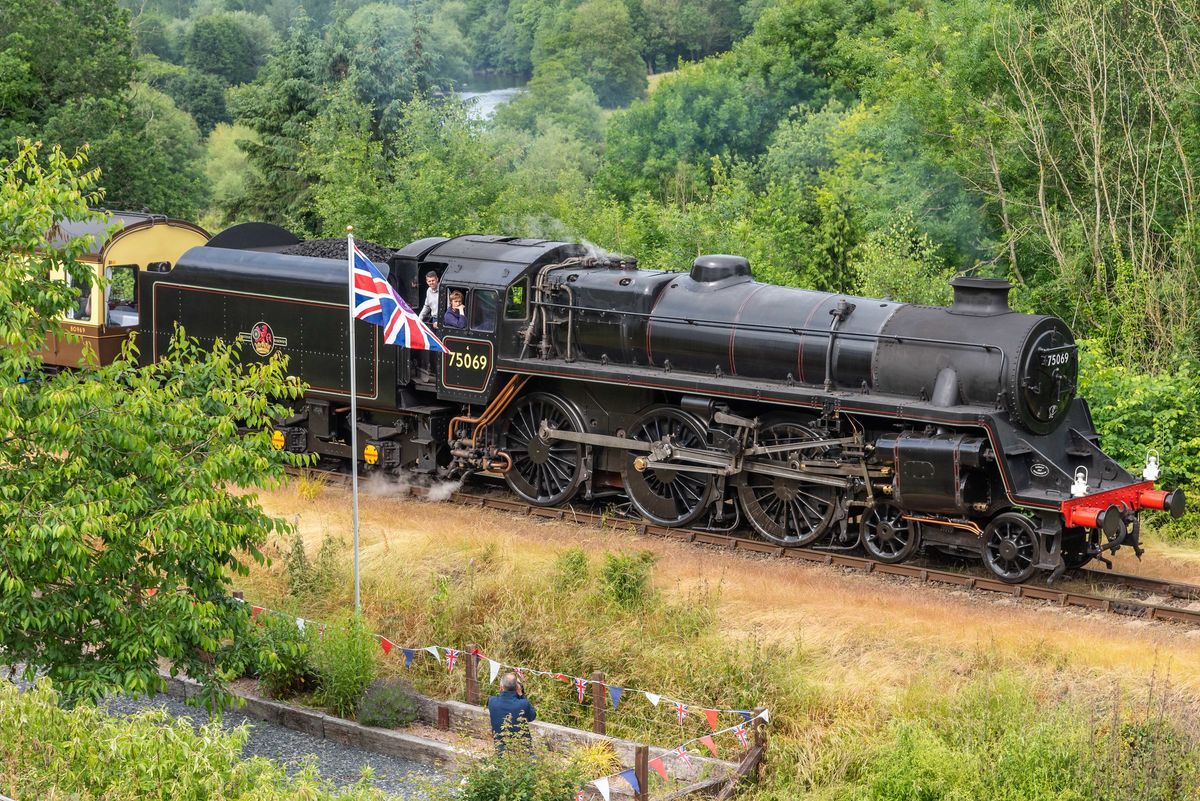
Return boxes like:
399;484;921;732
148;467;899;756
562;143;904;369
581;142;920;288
130;224;1183;585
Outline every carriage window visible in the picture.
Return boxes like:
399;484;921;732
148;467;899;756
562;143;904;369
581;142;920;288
505;280;528;320
66;270;93;322
470;289;497;333
106;264;139;327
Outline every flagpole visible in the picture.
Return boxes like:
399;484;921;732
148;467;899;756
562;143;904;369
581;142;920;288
346;226;361;612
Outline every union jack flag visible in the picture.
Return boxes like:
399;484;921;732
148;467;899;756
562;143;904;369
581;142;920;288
575;676;588;703
733;723;749;749
675;701;688;725
673;746;692;768
351;242;448;352
445;648;460;673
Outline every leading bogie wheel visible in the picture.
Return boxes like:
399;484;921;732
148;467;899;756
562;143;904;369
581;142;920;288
861;503;921;563
982;512;1040;583
498;392;585;507
620;406;715;527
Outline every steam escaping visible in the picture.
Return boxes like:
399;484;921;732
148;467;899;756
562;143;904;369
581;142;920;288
361;469;462;502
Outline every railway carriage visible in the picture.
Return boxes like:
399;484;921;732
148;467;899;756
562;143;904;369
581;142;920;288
136;223;1185;584
39;211;209;368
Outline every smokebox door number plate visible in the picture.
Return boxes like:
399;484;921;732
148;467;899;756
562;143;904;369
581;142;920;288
441;337;493;392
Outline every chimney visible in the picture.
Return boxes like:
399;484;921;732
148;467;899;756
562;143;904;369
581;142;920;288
949;277;1012;316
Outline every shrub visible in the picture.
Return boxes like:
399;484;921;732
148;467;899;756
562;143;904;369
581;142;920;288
357;678;421;729
553;547;590;591
599;551;657;609
284;533;311;596
311;612;378;717
256;610;318;699
455;739;589;801
0;680;386;801
285;534;348;597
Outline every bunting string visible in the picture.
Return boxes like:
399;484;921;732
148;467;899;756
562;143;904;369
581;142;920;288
235;597;769;759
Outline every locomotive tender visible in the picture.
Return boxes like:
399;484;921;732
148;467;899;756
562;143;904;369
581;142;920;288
137;223;1185;583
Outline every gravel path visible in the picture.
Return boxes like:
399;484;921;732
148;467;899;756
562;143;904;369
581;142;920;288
103;691;451;798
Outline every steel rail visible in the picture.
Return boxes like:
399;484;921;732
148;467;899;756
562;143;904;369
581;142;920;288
292;467;1200;627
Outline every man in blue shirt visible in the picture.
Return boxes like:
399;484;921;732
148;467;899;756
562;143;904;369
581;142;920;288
487;672;537;751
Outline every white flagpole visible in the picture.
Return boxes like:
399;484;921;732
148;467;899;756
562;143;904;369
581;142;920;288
346;226;361;612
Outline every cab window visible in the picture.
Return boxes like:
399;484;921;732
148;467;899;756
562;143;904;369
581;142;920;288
106;264;139;327
505;280;528;320
470;289;497;333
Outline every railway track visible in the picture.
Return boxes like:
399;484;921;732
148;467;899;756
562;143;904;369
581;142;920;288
294;468;1200;627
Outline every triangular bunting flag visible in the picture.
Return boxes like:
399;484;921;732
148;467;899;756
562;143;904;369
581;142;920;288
758;708;770;723
673;746;692;768
250;605;264;620
403;648;415;668
674;701;688;725
471;647;483;656
295;617;305;631
488;658;500;684
737;710;753;722
575;677;588;703
445;648;460;673
425;645;441;660
379;636;394;655
704;708;719;731
645;692;661;706
553;672;569;682
618;769;640;794
608;685;624;710
733;723;749;749
699;735;718;758
648;757;668;781
592;776;610;801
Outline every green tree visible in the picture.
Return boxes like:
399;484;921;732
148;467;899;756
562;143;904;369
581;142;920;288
559;0;646;108
140;55;230;134
226;13;324;231
0;140;305;707
183;12;274;86
0;0;136;150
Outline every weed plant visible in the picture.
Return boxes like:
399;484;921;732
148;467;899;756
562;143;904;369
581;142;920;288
0;680;387;800
311;611;378;717
255;608;318;699
358;678;421;729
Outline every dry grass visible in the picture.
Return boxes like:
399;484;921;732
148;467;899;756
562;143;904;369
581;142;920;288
242;480;1200;697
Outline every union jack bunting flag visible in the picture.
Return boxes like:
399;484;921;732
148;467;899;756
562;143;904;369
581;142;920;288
673;746;692;768
733;723;749;749
675;701;688;725
575;676;588;703
445;648;460;673
351;242;448;352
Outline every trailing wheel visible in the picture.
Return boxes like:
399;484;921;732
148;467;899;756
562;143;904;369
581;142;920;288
736;418;839;546
499;392;585;506
861;503;921;563
982;512;1039;583
620;406;715;527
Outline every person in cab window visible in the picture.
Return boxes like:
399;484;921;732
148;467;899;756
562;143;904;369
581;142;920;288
443;289;467;328
418;271;440;327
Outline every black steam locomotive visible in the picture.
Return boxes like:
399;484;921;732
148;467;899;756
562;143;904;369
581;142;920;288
138;223;1185;583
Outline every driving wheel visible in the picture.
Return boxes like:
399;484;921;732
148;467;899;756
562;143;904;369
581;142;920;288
620;406;715;527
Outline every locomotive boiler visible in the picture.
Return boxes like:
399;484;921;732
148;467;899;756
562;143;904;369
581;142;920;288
137;225;1185;584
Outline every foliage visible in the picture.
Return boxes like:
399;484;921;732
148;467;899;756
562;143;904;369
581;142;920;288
451;738;588;801
254;609;318;698
0;141;305;707
311;612;378;717
357;677;421;729
532;0;647;108
183;11;274;86
552;547;590;592
1076;342;1200;536
140;55;230;134
854;215;957;306
201;122;254;230
0;680;390;801
285;533;347;598
599;551;657;610
226;12;324;232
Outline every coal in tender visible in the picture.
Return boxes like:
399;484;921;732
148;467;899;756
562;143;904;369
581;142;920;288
279;239;396;262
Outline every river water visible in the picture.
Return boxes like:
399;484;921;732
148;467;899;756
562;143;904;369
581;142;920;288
455;73;526;120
